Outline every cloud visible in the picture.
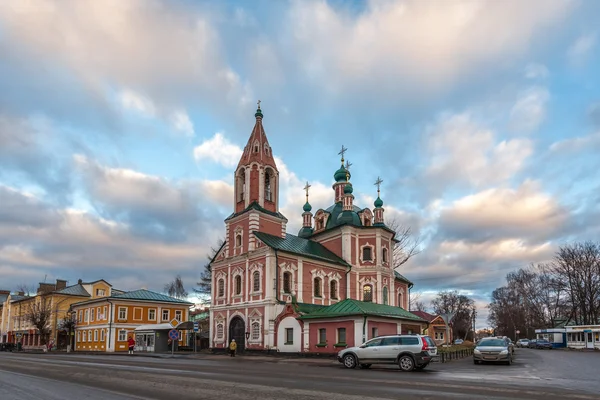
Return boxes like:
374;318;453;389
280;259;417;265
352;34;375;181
567;32;597;66
588;102;600;127
549;131;600;153
193;133;244;168
524;63;549;79
424;112;533;192
509;87;550;132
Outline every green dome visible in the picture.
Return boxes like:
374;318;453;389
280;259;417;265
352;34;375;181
298;226;314;238
303;201;312;212
334;166;350;182
336;210;361;226
374;196;383;208
255;108;263;118
344;183;353;194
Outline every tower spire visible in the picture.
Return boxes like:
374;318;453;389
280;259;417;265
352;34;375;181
374;176;385;225
299;181;314;238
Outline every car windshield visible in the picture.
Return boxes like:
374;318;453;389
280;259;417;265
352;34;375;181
478;339;506;347
538;340;549;343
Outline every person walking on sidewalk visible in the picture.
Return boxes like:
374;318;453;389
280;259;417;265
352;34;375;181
127;336;135;355
229;339;237;357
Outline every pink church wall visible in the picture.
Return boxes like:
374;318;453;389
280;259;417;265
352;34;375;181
309;320;355;353
368;321;398;339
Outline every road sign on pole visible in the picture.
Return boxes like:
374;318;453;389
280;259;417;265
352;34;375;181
193;322;199;333
169;329;178;356
169;318;180;329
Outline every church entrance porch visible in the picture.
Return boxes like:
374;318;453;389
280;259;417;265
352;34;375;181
229;316;246;353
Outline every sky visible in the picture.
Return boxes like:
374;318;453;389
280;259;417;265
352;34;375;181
1;0;599;328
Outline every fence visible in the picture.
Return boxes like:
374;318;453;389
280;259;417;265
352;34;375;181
439;347;474;363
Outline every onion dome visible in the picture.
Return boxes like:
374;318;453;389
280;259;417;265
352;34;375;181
344;182;353;194
374;196;383;208
303;201;312;212
336;210;361;226
334;166;349;182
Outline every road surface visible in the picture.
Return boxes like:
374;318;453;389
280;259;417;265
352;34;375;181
0;348;598;399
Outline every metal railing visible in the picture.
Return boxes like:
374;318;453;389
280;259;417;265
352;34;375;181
439;347;474;363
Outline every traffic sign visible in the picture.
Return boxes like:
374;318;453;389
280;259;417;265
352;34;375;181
193;322;199;333
169;318;180;329
15;333;22;338
168;329;178;340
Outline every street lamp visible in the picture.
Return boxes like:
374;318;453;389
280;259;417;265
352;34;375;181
245;331;250;340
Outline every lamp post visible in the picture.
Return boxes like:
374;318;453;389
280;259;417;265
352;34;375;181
245;331;250;340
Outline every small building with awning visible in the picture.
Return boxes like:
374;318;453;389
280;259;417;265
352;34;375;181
133;323;174;352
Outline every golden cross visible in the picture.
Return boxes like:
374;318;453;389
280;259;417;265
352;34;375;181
374;177;383;193
303;181;311;199
338;145;347;164
257;100;261;109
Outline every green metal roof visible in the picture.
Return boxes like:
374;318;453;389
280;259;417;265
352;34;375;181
112;289;192;305
54;284;91;297
254;231;351;267
225;201;288;222
294;302;327;314
394;271;413;286
299;299;426;322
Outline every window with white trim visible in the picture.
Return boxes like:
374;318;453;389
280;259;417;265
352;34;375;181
93;330;98;341
100;329;105;342
363;285;373;302
118;330;127;341
216;324;224;339
283;272;292;293
90;308;95;322
235;275;242;295
218;279;225;297
82;331;87;342
251;322;260;340
330;280;338;299
96;288;105;296
118;307;127;320
383;287;388;305
77;331;81;342
175;310;182;321
162;309;169;321
252;271;260;292
149;309;156;321
285;328;294;344
362;247;373;261
84;309;89;322
382;247;388;263
314;277;322;297
337;328;346;344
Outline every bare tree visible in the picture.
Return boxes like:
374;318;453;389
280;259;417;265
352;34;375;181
194;239;224;301
15;284;35;296
409;291;425;311
164;275;188;300
386;217;422;269
432;290;476;340
412;301;427;312
24;295;53;345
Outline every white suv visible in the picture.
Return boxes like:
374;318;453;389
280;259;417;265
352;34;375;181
337;335;438;371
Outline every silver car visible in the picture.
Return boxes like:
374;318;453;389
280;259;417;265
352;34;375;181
473;337;513;365
337;335;438;372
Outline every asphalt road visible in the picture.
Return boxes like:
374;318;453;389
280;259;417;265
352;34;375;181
0;348;598;400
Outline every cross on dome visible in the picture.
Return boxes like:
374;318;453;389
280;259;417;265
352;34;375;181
257;99;261;109
338;145;347;164
303;181;311;200
374;177;383;193
345;160;352;170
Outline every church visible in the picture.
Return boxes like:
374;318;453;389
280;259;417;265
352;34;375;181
209;103;427;354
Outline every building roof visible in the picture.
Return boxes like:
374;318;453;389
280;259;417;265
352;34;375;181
298;299;426;322
112;289;193;305
225;201;288;222
294;302;327;314
394;270;413;286
324;202;362;230
0;293;9;304
254;231;351;268
54;284;91;297
410;311;437;322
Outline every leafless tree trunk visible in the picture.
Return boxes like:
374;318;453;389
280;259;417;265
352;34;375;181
25;295;53;345
386;217;422;270
15;284;35;296
164;275;188;300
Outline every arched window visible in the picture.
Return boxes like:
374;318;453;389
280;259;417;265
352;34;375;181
362;247;373;261
237;170;246;202
218;279;225;297
265;170;272;201
330;280;338;299
314;277;322;297
251;322;260;340
235;275;242;295
236;234;242;247
383;287;388;305
283;272;292;293
363;285;373;302
382;248;388;263
252;271;260;292
398;292;403;308
216;324;224;339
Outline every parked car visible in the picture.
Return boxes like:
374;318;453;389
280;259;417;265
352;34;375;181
0;343;16;352
527;339;538;348
535;339;553;349
454;339;464;345
516;339;530;348
337;335;438;372
473;337;513;365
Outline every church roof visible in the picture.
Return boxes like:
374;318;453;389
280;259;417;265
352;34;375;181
298;299;426;322
254;231;351;268
224;201;288;222
237;105;277;170
394;270;413;286
325;202;362;229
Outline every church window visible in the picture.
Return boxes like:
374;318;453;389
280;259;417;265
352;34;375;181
252;271;260;292
264;144;269;155
337;328;346;344
237;170;246;202
363;285;373;302
234;275;242;295
236;234;242;248
314;277;322;297
318;328;326;344
265;170;272;201
283;272;292;293
316;217;324;230
251;322;260;340
254;144;259;153
362;247;373;262
382;248;388;263
218;279;225;297
330;280;338;299
216;324;224;339
285;328;294;344
398;292;403;308
383;287;388;305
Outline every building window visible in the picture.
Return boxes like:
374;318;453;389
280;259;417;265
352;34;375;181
101;330;105;342
337;328;346;344
237;170;246;202
283;272;292;293
78;310;83;323
216;324;224;339
265;170;272;202
90;308;95;322
314;277;322;297
382;248;388;263
319;328;327;344
330;280;338;299
251;322;260;340
82;331;86;342
398;292;403;308
218;279;225;297
103;306;107;320
372;327;378;339
96;289;105;296
175;310;182;321
252;271;260;292
93;330;98;341
362;247;373;261
149;309;156;320
162;309;169;321
118;330;126;341
383;287;388;305
363;285;373;302
77;331;81;342
118;307;127;320
285;328;294;344
235;234;242;247
235;275;242;295
84;309;89;322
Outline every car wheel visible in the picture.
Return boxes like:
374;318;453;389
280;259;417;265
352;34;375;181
343;354;357;369
359;364;372;369
398;355;415;372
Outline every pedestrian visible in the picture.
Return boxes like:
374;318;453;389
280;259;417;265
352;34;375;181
127;336;135;355
229;338;237;357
